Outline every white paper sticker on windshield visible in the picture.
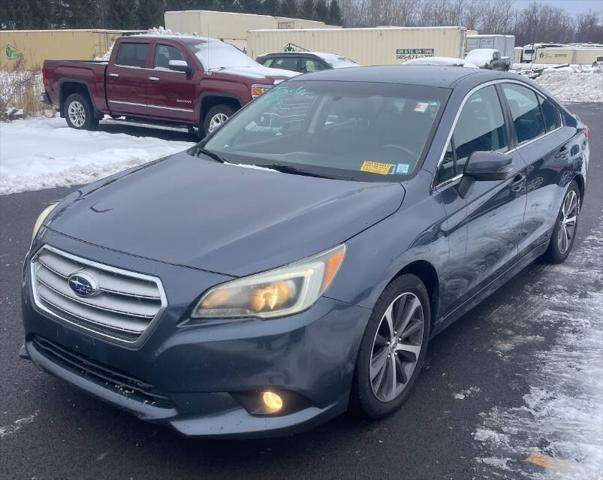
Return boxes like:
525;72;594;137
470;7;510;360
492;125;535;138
395;163;411;175
414;102;429;113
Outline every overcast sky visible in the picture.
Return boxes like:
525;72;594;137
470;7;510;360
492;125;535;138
513;0;603;16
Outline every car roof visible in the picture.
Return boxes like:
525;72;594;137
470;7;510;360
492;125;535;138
295;65;516;88
259;52;324;58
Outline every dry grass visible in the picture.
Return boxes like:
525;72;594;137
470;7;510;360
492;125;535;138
0;65;49;121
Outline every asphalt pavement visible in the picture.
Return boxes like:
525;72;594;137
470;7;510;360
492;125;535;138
0;104;601;480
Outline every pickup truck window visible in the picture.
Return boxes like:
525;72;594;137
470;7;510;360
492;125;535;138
116;43;149;68
154;44;186;69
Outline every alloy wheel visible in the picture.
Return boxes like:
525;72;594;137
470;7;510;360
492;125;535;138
67;100;86;128
208;112;229;133
370;292;425;402
558;189;579;255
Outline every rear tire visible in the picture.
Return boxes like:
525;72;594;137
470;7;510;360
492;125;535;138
352;274;431;419
64;93;98;130
541;180;581;264
203;104;235;135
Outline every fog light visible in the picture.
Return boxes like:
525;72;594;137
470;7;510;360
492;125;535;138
262;391;283;413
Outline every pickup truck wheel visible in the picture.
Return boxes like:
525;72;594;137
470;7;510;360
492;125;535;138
64;93;98;130
203;105;235;135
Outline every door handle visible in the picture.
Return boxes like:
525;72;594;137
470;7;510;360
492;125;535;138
148;76;160;81
109;73;119;78
555;146;568;159
511;173;526;185
510;173;526;192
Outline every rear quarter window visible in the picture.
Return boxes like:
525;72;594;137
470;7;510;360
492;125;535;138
538;95;562;132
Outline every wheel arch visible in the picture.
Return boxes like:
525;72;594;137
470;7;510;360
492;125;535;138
199;94;242;124
59;80;95;117
392;260;440;325
573;173;586;204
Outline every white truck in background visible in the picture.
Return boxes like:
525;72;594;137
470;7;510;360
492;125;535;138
466;35;514;70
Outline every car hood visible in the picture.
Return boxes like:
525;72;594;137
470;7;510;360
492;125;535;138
48;151;405;277
209;65;298;83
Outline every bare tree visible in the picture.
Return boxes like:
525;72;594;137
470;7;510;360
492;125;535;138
339;0;602;45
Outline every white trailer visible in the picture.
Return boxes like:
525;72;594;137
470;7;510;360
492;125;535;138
466;35;515;58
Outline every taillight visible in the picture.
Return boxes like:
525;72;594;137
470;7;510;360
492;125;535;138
584;125;590;141
42;65;47;85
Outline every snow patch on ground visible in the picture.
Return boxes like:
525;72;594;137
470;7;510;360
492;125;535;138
474;215;603;479
510;64;602;103
478;456;513;471
453;386;481;400
535;69;603;103
0;117;193;195
493;334;545;358
0;410;39;439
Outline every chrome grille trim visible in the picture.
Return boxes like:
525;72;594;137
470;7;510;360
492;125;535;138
31;245;167;346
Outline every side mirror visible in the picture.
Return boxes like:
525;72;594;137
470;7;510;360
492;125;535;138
465;151;513;181
168;59;192;75
457;151;514;198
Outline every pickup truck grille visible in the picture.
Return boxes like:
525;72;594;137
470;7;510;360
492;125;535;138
31;246;166;344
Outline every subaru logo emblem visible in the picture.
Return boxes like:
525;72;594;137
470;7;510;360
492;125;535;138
68;271;100;298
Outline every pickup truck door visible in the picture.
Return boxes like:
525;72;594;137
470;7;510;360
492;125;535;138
146;43;196;123
106;41;151;117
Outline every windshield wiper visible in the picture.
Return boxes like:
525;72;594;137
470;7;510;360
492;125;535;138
260;164;333;179
192;146;227;164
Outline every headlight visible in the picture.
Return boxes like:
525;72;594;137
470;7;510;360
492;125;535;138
193;244;346;319
32;203;58;241
251;84;272;99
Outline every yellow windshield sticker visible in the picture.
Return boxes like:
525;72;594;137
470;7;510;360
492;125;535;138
360;161;394;175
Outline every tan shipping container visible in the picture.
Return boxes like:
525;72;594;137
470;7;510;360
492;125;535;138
164;10;335;40
535;48;574;64
535;47;603;65
513;47;523;64
165;10;277;40
573;47;603;65
0;29;133;70
247;27;467;65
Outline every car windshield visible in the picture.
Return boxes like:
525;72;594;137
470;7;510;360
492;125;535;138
202;81;449;181
186;40;258;70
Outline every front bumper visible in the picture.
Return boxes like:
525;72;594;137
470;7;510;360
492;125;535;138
22;232;371;437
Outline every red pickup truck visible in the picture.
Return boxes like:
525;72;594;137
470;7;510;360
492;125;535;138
42;34;296;136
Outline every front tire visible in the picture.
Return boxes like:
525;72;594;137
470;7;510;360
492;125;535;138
203;104;235;135
541;180;580;264
63;93;98;130
353;274;431;419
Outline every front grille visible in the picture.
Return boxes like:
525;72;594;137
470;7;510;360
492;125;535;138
32;336;172;407
31;246;166;344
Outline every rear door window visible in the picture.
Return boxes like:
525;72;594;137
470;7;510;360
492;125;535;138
270;57;300;72
502;84;546;144
115;43;149;68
